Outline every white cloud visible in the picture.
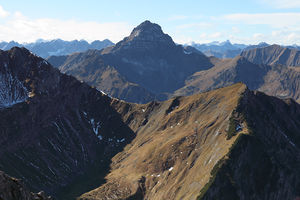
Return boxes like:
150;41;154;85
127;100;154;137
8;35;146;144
0;5;9;18
210;32;222;38
168;15;189;21
0;8;132;43
175;22;212;30
223;13;300;28
261;0;300;8
231;27;240;34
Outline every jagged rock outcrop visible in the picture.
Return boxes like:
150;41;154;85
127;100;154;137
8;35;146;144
0;47;60;108
0;171;52;200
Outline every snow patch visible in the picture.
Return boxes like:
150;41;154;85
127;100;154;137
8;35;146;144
89;118;102;140
48;48;66;56
97;89;112;98
280;131;296;147
98;135;103;140
117;138;125;143
183;49;192;55
0;73;28;108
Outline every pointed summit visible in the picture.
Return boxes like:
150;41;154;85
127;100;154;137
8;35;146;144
104;20;175;54
127;20;172;42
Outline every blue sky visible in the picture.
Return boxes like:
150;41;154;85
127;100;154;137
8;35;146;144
0;0;299;45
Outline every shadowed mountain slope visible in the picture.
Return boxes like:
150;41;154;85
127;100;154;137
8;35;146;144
0;47;136;199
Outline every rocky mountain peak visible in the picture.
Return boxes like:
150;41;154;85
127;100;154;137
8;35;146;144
106;20;175;54
128;20;166;40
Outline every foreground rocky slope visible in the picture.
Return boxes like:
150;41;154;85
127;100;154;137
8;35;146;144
0;47;135;199
80;83;300;200
0;171;52;200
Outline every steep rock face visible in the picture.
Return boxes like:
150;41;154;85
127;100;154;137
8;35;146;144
0;47;135;199
48;20;213;103
0;47;60;108
241;44;300;66
258;65;300;101
200;90;300;200
0;171;52;200
80;83;249;200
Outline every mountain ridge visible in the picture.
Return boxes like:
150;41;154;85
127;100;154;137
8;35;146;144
241;44;300;66
80;83;300;200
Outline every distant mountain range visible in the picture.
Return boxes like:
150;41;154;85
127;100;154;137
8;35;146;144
188;40;300;59
188;40;247;58
0;39;114;58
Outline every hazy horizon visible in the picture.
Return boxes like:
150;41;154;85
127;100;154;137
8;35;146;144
0;0;299;45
